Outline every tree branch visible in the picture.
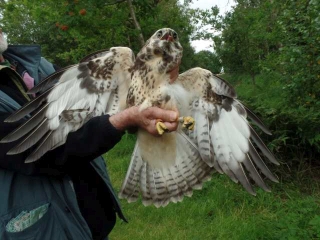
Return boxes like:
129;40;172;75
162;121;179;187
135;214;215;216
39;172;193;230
127;0;145;47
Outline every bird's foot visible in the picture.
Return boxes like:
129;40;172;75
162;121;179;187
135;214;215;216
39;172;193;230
156;119;169;135
179;116;195;130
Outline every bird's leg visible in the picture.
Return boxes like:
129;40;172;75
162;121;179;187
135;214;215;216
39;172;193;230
179;116;195;131
156;119;169;135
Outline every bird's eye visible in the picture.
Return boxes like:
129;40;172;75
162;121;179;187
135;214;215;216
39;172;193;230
173;32;178;40
157;31;163;38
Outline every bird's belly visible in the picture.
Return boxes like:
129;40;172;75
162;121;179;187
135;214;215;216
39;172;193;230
138;130;176;169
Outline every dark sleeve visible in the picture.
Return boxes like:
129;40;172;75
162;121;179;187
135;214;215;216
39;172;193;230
61;115;124;162
0;112;124;176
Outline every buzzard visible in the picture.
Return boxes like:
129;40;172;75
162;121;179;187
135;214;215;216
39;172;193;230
1;28;279;207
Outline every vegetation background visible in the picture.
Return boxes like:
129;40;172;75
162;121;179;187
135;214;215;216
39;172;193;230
1;0;319;239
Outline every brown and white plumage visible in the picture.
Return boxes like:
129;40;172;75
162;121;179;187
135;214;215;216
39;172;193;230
1;47;135;162
119;29;278;207
1;28;279;207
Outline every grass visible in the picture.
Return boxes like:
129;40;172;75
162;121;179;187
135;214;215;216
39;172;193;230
104;134;320;240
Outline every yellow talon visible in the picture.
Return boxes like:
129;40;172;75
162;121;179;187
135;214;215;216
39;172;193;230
156;120;169;135
179;116;195;130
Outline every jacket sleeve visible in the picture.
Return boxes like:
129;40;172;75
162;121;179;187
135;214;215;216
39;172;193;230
0;111;124;176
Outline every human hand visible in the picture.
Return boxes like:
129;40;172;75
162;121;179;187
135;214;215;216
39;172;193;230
109;106;179;136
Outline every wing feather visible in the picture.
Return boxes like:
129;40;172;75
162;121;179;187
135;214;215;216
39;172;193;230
235;99;272;135
27;65;77;94
175;67;278;195
1;103;49;143
242;154;271;192
210;74;237;98
7;118;50;155
248;140;279;182
4;86;52;122
249;126;279;165
3;47;135;163
228;159;256;195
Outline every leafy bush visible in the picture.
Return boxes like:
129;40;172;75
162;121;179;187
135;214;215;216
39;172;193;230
223;72;320;165
193;0;320;164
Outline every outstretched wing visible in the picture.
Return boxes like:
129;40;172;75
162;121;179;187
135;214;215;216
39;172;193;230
1;47;135;163
175;67;279;195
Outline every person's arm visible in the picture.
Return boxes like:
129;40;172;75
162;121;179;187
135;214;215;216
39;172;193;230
0;106;178;176
60;106;178;167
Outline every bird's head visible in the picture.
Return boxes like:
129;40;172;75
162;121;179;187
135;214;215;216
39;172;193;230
152;28;179;42
135;28;183;83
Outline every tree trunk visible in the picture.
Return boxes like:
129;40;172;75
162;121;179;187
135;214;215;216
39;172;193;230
127;0;145;47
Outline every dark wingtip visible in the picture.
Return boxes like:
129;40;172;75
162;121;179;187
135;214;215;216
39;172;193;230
24;158;37;163
237;100;272;135
4;113;22;123
251;190;257;196
264;188;272;193
0;136;11;143
4;118;14;123
249;126;278;165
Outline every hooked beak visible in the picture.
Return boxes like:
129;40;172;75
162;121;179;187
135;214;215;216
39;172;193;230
161;33;174;42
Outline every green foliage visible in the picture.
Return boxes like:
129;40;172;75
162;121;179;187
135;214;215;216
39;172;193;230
193;50;222;73
222;72;320;163
0;0;199;69
275;0;320;104
104;135;320;240
193;0;320;160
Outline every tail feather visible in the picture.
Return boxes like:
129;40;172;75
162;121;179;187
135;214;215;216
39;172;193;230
162;168;183;204
119;143;142;202
140;162;153;206
147;165;168;208
171;165;192;197
119;131;214;207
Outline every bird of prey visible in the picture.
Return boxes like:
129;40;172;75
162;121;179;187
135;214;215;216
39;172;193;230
1;28;279;208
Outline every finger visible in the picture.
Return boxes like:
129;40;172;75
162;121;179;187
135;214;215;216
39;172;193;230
147;119;163;136
164;121;179;132
145;107;179;122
